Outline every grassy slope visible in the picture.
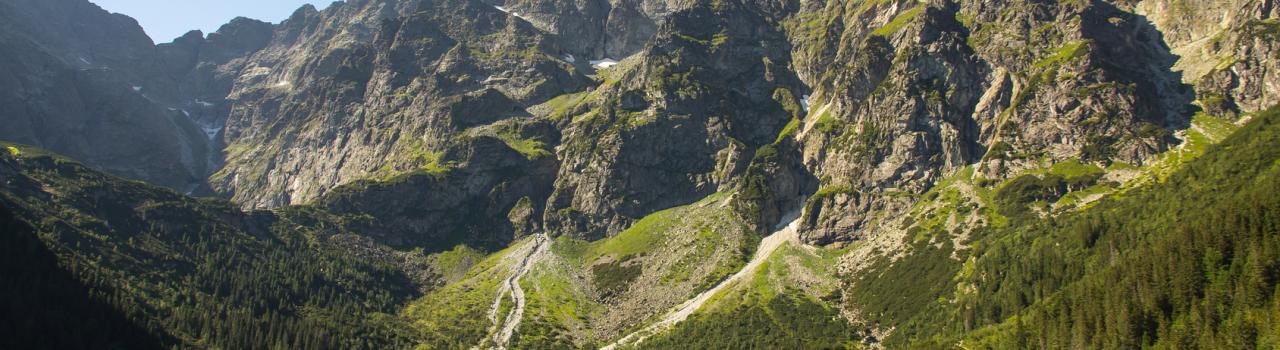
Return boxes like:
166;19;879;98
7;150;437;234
402;237;538;349
405;192;757;348
636;242;862;349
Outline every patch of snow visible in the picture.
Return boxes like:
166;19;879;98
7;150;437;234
274;81;292;88
132;86;143;92
801;95;812;112
564;54;576;63
591;58;619;68
201;125;222;141
194;99;215;108
494;5;530;21
168;107;178;111
78;56;91;65
181;109;190;117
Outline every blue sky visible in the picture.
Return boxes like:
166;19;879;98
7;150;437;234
92;0;334;43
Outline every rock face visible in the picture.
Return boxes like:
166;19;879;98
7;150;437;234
787;0;1196;244
0;0;279;193
542;0;807;239
212;0;589;208
0;0;206;190
2;0;1274;249
318;132;560;249
1127;0;1279;117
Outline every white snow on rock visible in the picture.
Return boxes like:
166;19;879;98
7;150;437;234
201;126;222;141
494;5;530;21
801;95;812;112
181;109;190;117
194;99;215;107
132;86;143;92
591;58;619;68
564;54;576;63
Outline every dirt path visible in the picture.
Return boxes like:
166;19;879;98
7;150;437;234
600;214;802;350
483;233;550;349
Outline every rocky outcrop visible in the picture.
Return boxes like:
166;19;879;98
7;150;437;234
1130;0;1279;117
0;0;210;190
787;0;1193;245
0;0;284;194
542;0;807;239
493;0;685;59
2;0;1272;251
318;125;560;249
213;0;590;208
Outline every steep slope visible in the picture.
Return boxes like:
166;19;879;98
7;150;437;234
543;0;808;239
847;104;1280;348
400;191;758;348
0;0;1278;349
0;0;281;194
786;0;1195;245
0;143;430;349
0;0;211;190
953;105;1280;348
213;0;590;208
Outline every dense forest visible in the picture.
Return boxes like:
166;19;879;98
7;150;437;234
0;149;423;349
953;106;1280;348
829;106;1280;349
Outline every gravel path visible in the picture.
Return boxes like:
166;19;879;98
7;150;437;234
483;234;550;349
601;214;802;350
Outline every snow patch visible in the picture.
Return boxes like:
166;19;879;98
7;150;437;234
801;95;812;112
132;86;143;92
194;99;215;108
273;81;292;88
201;126;222;141
591;58;619;68
181;109;190;117
78;56;91;65
494;5;530;21
564;54;576;63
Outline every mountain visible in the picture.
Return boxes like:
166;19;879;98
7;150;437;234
0;0;1277;348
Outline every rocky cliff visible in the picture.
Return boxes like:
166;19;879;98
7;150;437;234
3;0;1276;248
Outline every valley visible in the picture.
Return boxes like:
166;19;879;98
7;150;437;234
0;0;1277;348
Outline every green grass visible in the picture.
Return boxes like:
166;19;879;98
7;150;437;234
541;92;591;121
775;117;801;144
427;244;486;282
403;238;536;348
870;4;924;37
813;110;840;133
497;129;552;160
1031;40;1089;71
